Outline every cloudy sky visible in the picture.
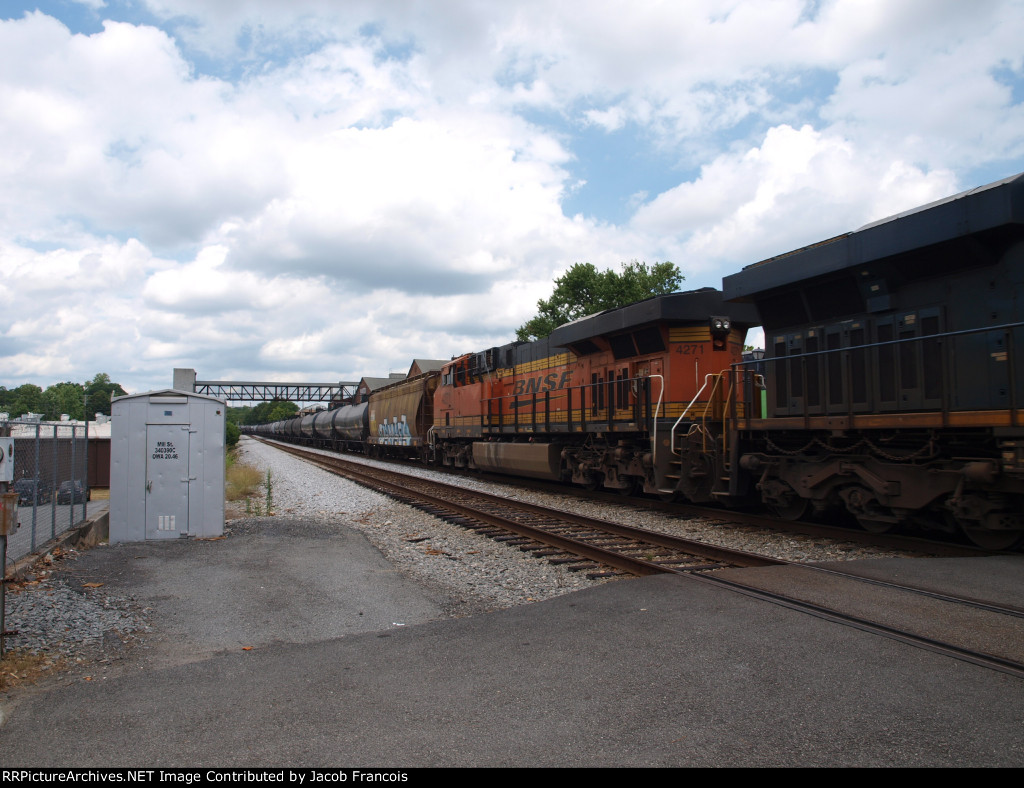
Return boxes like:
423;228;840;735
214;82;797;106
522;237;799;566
2;0;1023;397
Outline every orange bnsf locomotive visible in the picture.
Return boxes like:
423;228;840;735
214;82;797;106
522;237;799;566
256;287;760;501
430;288;758;501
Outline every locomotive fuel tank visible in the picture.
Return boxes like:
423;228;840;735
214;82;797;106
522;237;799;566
472;442;562;480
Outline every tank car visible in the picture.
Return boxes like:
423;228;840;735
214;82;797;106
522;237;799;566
332;401;370;451
312;409;336;446
431;287;759;498
722;171;1024;549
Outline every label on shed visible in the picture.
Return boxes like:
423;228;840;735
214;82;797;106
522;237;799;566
151;440;180;460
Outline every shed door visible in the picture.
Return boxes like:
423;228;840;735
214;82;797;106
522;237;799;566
146;424;190;539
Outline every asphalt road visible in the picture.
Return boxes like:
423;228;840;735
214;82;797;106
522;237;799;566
1;519;1022;767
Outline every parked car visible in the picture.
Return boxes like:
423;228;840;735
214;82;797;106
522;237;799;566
57;480;90;505
15;478;51;505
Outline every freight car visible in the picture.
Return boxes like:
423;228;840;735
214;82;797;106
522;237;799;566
369;371;440;459
721;172;1024;549
265;401;369;452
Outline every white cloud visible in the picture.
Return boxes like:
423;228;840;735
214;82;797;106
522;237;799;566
630;124;959;273
0;2;1022;394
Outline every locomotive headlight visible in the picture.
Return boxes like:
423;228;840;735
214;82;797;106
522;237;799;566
710;315;731;350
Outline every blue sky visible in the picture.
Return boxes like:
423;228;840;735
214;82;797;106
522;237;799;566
1;0;1023;394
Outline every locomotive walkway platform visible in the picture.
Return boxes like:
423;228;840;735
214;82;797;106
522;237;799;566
1;517;1021;768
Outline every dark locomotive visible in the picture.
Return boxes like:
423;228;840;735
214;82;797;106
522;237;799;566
723;172;1024;549
248;171;1024;549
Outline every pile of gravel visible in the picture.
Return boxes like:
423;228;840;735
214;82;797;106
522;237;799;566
3;553;150;661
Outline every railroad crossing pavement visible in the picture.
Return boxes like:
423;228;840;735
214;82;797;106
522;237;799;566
1;518;1022;767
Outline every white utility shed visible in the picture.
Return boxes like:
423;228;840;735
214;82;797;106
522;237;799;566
110;389;226;544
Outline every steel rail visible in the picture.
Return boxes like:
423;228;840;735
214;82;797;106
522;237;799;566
686;571;1024;680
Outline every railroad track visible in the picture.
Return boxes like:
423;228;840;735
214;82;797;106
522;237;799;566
479;475;986;556
256;439;783;577
692;563;1024;679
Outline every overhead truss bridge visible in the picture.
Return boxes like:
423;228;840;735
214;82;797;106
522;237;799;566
193;381;359;403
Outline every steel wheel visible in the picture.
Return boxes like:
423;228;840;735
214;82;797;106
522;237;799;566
767;496;810;521
959;524;1024;551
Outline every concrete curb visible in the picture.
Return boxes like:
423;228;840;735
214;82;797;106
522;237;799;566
3;509;109;580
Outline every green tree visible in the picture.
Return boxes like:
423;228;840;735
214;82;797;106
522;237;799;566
226;406;253;426
6;384;43;418
265;401;300;423
516;260;684;341
246;399;299;425
225;420;241;448
42;381;86;421
84;373;128;419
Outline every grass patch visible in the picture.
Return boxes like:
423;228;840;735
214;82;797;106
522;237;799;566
226;462;264;502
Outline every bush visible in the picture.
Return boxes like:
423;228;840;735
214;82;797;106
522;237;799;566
225;462;263;501
226;420;240;448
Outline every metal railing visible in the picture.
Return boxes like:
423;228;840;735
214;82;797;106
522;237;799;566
477;375;658;435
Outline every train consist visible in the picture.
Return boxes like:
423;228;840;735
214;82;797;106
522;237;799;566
248;172;1024;549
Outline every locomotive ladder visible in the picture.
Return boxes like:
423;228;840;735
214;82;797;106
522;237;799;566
662;371;740;498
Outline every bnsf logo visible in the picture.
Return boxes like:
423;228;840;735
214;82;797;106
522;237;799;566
512;371;574;395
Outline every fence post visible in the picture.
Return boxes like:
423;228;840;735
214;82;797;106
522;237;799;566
1;419;8;657
50;424;57;543
83;413;89;523
33;423;40;550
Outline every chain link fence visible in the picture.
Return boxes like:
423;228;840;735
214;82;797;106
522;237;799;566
4;420;106;566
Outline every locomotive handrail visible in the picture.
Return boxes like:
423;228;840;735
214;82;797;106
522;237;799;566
648;374;665;467
698;373;728;453
730;320;1024;369
728;320;1024;381
670;373;715;456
